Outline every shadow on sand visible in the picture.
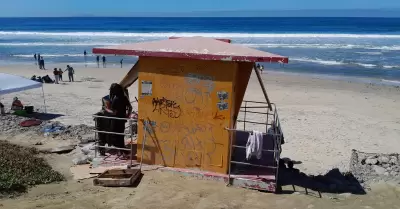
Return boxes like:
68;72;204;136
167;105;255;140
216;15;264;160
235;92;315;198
277;159;366;196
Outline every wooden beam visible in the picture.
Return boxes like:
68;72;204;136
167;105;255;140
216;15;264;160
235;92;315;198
253;64;272;111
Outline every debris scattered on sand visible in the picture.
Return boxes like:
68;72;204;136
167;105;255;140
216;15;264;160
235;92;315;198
0;140;64;197
350;149;400;186
0;114;93;142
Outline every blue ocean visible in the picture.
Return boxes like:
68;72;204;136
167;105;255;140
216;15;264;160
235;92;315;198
1;17;400;83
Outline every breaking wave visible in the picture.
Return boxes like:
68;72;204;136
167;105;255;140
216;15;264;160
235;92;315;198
2;31;400;39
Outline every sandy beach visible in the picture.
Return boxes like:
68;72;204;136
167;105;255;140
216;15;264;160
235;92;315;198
1;63;400;174
1;63;400;209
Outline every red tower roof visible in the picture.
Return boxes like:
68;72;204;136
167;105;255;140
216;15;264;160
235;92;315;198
93;37;288;63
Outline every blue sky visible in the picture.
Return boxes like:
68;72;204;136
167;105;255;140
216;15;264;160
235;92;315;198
1;0;400;17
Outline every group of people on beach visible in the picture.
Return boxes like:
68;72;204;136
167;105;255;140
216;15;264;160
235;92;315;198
53;65;75;84
34;53;46;70
33;51;124;69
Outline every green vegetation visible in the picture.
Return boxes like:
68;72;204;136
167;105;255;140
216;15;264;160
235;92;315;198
0;140;64;196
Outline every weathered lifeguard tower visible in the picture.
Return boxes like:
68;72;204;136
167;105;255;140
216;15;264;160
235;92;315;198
93;37;288;192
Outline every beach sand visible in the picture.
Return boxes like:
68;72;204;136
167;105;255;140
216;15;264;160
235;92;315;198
1;63;400;175
1;63;400;208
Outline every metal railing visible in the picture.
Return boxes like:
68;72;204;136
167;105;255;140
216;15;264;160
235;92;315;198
93;114;138;168
226;101;284;186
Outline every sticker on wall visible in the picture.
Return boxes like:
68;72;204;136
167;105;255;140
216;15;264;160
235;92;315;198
217;91;228;100
141;81;153;96
217;102;228;111
216;91;229;111
143;120;157;134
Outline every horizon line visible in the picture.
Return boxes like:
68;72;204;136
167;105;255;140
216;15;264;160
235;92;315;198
1;9;400;18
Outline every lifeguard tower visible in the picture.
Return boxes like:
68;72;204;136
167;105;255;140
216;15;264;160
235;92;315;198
92;37;288;192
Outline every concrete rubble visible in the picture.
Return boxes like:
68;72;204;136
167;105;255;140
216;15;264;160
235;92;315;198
350;149;400;186
0;114;95;165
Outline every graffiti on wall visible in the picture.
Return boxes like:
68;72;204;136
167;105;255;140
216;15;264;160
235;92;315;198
146;71;227;169
152;97;181;118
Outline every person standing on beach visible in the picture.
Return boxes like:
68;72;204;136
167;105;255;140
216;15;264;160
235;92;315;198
64;65;75;82
102;56;106;68
34;54;37;64
53;68;59;84
37;54;41;68
120;59;123;68
40;57;45;70
84;50;87;64
58;68;63;81
96;55;100;68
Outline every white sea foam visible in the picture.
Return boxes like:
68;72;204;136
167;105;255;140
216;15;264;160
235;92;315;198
355;52;383;55
0;42;118;46
1;31;400;39
382;79;400;84
245;43;400;51
292;57;383;69
353;63;377;68
291;58;344;66
12;54;85;58
383;65;400;69
3;42;399;52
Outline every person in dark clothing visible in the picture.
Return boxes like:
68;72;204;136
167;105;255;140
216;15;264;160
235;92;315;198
96;56;100;68
102;56;106;68
120;59;123;68
64;65;75;82
58;68;63;81
84;50;87;65
40;57;45;70
94;111;112;156
104;84;132;152
53;68;59;84
37;54;41;69
34;54;37;64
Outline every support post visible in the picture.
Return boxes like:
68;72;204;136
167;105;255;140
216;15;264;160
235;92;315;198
253;64;272;111
41;86;47;113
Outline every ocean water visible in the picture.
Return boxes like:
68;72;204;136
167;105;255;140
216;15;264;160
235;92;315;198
1;17;400;83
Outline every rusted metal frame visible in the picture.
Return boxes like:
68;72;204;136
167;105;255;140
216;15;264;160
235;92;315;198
243;100;270;104
236;119;271;126
230;161;277;169
93;114;136;168
232;145;279;153
93;130;131;136
243;101;247;131
239;110;270;115
94;145;131;151
93;115;137;121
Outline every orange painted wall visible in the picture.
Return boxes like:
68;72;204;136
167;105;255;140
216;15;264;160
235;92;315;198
136;57;240;174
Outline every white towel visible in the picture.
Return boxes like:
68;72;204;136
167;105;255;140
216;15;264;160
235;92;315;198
245;130;264;160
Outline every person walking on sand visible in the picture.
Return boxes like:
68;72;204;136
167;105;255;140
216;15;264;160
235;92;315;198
120;59;123;68
53;68;59;84
34;53;37;64
64;65;75;82
102;56;106;68
58;68;63;81
96;55;100;68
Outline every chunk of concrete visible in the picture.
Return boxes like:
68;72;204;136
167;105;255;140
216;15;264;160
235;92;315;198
372;165;386;175
366;158;378;165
